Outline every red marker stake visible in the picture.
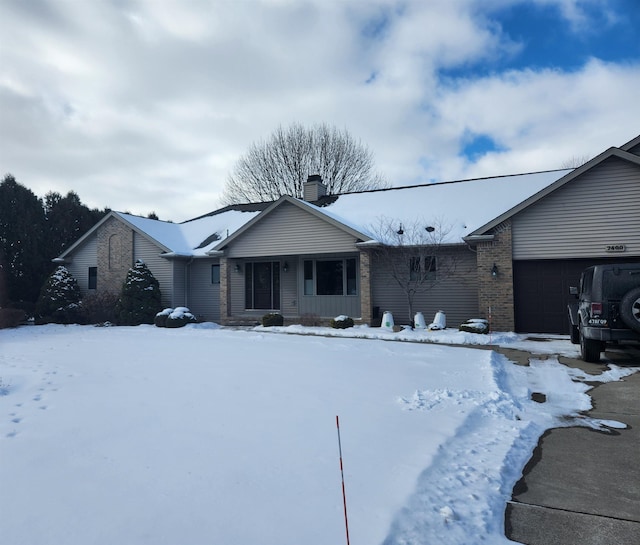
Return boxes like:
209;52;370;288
336;415;351;545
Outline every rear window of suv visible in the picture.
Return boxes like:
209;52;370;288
602;268;640;299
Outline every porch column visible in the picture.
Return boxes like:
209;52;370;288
359;249;373;324
476;220;515;331
219;257;230;324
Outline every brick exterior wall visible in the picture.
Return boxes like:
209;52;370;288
96;217;134;294
359;249;372;324
218;257;229;324
477;220;515;331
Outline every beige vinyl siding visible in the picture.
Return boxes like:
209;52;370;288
133;233;173;308
172;261;187;308
225;202;360;258
297;255;361;318
188;259;220;321
228;262;246;316
512;157;640;260
280;259;298;318
65;233;97;294
371;247;478;326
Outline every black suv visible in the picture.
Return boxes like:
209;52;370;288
568;263;640;362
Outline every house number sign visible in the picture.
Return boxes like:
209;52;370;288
605;244;626;252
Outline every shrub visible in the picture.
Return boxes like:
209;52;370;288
154;308;173;328
155;307;198;328
0;308;26;329
261;312;284;327
35;266;82;324
459;319;490;334
7;300;35;320
165;308;198;328
81;291;119;324
116;260;162;325
330;315;354;329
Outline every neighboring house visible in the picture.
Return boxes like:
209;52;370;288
55;135;640;333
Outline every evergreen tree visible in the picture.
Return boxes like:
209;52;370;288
35;265;82;323
44;190;107;256
0;174;48;304
116;260;162;325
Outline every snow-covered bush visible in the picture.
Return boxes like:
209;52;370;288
261;312;284;327
459;318;490;334
165;307;198;328
115;260;162;326
155;307;197;328
330;315;354;329
35;266;82;324
154;308;173;328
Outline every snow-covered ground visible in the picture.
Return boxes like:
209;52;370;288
0;324;637;545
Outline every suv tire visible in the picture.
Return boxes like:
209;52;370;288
580;328;603;363
620;287;640;333
570;324;580;344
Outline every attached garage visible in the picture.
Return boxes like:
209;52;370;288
467;135;640;333
513;257;640;334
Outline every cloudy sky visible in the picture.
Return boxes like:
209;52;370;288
1;0;639;221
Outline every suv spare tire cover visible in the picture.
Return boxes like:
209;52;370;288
620;287;640;333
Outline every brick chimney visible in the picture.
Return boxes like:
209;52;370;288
303;174;327;202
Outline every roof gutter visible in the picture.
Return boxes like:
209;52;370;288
462;234;495;245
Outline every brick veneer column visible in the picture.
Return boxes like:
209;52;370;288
96;217;134;294
477;220;515;332
219;257;229;324
359;249;372;324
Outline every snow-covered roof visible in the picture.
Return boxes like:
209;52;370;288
117;209;261;257
295;169;572;244
116;168;572;255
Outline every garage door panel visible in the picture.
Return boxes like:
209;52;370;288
513;257;640;334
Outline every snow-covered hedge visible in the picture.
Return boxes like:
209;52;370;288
0;308;26;329
261;313;284;327
154;307;198;328
330;315;354;329
459;318;490;334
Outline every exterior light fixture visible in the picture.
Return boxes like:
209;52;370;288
234;264;241;273
491;263;498;277
397;224;404;235
283;261;289;273
425;226;435;232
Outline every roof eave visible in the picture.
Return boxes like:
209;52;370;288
467;147;640;237
462;234;495;244
212;195;373;251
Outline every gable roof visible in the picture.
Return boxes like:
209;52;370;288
464;145;640;241
620;133;640;154
56;135;640;260
56;208;262;260
211;195;374;252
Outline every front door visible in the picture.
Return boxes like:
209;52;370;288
245;261;280;310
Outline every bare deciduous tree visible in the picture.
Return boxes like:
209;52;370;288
560;155;592;169
369;217;460;325
221;123;387;204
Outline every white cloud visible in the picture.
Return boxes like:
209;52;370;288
0;0;638;221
